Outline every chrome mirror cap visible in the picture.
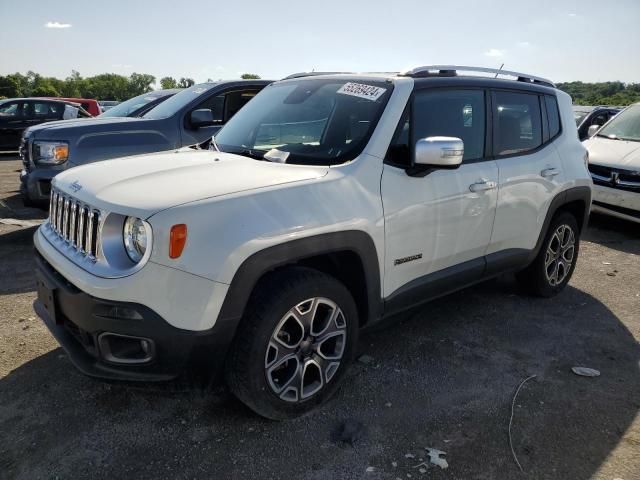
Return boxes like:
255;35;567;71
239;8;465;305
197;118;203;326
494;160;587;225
414;136;464;168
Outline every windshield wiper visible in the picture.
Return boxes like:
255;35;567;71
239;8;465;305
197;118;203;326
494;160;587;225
214;142;266;160
237;148;268;160
596;133;622;140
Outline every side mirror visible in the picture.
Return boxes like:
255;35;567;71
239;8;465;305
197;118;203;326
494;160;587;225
587;125;600;138
414;136;464;168
189;109;216;128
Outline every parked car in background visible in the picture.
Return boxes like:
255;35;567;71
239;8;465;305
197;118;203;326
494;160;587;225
98;100;120;112
42;97;101;117
99;90;179;118
574;105;621;141
32;67;591;419
20;80;271;206
585;103;640;223
0;98;90;151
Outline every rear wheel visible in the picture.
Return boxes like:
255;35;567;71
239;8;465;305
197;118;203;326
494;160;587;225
517;211;580;297
225;267;358;420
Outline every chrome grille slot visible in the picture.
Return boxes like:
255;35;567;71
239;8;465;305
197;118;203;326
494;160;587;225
69;201;77;246
48;188;101;260
56;195;63;233
86;210;94;257
78;206;87;253
62;198;70;240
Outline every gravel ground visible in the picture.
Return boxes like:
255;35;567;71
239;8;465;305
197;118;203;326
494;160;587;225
1;153;639;480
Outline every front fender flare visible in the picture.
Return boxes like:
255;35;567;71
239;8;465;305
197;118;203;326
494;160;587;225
216;230;382;328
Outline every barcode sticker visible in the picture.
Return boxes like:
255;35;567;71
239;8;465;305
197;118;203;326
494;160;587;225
337;82;387;101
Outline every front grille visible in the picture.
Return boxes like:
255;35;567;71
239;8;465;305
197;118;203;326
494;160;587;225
589;163;640;192
48;187;101;259
19;137;30;172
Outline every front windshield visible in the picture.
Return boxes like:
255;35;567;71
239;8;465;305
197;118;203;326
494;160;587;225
100;92;168;118
598;105;640;141
214;78;393;165
142;83;217;120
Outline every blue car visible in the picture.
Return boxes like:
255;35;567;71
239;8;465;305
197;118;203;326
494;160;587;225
20;80;271;206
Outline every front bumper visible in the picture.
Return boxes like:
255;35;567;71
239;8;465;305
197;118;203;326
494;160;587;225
592;184;640;223
19;136;73;204
20;164;65;204
33;252;237;382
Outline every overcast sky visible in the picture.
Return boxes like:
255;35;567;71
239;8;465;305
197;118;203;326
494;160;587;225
1;0;638;86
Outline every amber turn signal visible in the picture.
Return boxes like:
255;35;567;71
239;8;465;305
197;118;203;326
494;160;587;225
54;144;69;161
169;224;187;259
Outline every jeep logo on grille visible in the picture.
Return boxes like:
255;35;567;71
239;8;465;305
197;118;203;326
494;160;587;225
70;181;82;193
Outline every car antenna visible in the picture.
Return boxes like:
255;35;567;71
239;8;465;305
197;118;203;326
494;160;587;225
495;63;504;78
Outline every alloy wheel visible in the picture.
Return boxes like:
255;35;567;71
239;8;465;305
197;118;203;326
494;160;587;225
544;224;576;286
264;297;347;403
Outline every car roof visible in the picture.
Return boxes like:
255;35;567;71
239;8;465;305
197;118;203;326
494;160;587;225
279;66;557;93
278;72;557;95
47;97;98;103
0;97;81;105
146;89;181;96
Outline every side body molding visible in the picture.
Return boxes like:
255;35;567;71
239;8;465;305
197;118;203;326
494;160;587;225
215;186;590;344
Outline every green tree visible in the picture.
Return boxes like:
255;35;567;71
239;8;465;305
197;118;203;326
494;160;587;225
241;73;261;79
60;70;84;97
0;76;20;97
177;77;195;88
160;76;178;89
82;73;130;100
31;83;60;97
128;72;156;97
558;81;640;106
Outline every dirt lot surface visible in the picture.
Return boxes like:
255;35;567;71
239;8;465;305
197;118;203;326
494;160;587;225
1;153;639;480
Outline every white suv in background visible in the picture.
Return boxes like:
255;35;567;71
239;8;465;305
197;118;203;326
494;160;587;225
33;66;591;419
585;102;640;223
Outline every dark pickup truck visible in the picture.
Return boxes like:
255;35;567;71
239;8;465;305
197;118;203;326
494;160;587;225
20;80;271;205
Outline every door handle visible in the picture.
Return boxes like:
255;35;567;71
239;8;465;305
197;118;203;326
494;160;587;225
541;167;560;178
469;180;497;192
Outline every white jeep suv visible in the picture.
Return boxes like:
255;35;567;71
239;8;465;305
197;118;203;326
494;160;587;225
33;67;591;419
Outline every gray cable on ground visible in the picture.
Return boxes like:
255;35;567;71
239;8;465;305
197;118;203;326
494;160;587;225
509;374;537;473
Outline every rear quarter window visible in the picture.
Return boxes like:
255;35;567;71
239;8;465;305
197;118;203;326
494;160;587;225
544;95;561;139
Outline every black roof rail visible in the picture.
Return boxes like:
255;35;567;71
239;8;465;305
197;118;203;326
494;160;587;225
399;65;555;88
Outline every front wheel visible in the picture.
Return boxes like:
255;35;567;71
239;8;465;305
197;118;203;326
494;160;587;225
517;211;580;297
225;267;358;420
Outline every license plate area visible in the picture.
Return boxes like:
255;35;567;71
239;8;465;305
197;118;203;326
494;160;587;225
37;275;59;325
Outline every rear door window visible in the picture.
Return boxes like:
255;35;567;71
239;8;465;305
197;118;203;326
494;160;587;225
493;91;542;156
32;102;62;120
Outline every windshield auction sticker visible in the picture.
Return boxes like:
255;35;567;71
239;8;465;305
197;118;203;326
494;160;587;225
337;82;387;101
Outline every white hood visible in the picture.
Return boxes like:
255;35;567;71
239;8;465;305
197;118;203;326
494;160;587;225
52;150;328;218
585;136;640;170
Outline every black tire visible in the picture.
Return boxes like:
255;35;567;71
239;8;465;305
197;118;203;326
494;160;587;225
517;211;580;297
225;267;358;420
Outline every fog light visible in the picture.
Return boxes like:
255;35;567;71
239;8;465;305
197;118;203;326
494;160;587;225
98;333;155;364
95;305;143;320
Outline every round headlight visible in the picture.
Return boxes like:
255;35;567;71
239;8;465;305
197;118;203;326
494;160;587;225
123;217;148;263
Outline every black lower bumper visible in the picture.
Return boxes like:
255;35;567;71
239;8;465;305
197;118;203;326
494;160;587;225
33;253;235;382
20;169;53;205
